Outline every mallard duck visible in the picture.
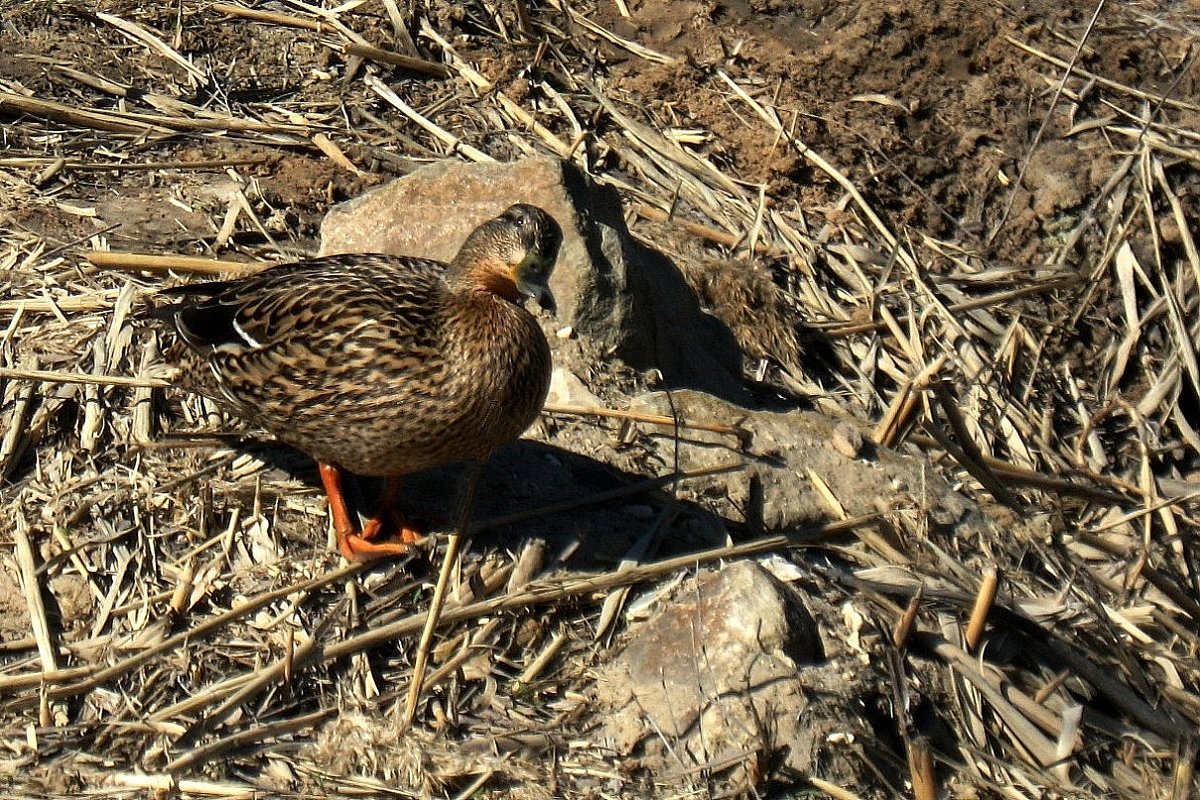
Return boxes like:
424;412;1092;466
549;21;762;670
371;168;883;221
155;203;562;560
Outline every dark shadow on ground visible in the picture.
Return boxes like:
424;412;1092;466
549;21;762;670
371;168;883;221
238;436;736;571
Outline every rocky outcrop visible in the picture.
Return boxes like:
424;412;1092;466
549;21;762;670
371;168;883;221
591;561;869;786
319;157;747;400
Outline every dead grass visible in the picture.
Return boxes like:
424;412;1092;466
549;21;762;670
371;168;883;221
1;1;1199;798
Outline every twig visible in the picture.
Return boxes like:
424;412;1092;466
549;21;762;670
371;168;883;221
166;709;331;774
403;462;482;728
323;514;878;664
364;74;495;163
85;251;264;275
0;367;169;389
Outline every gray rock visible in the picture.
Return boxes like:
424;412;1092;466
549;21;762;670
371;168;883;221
319;157;746;400
629;389;980;533
593;561;825;783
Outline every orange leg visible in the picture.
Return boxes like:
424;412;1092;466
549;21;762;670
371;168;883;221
318;463;422;561
359;475;424;545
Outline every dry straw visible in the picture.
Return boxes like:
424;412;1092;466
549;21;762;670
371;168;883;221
1;1;1198;798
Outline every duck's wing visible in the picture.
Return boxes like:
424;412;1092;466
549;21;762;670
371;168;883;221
158;254;448;403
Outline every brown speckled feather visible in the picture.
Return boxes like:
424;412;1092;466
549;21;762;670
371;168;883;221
156;204;561;479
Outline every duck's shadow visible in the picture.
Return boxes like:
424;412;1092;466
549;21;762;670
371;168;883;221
258;438;735;569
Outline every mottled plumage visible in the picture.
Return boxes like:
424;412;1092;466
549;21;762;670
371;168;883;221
155;203;563;559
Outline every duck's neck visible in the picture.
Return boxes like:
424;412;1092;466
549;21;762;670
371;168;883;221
447;254;522;304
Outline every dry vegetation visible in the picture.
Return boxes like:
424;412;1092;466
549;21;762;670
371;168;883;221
1;1;1199;798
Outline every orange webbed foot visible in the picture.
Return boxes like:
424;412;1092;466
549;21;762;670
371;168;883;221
336;529;421;561
319;463;423;562
348;507;424;560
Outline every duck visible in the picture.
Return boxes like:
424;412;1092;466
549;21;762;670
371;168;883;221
154;203;563;560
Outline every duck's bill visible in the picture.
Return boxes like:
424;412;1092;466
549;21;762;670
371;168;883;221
520;280;557;316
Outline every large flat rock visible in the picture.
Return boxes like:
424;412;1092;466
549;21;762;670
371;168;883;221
319;157;747;400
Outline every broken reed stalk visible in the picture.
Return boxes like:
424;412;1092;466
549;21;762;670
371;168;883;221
542;0;678;63
89;9;207;84
172;619;328;751
717;69;916;272
805;778;864;800
923;420;1019;507
964;566;999;652
1172;737;1198;799
1071;530;1200;623
0;375;36;482
633;202;739;249
1005;35;1200;114
542;401;748;440
1034;670;1073;705
3;3;1194;794
906;736;936;800
837;567;1183;746
0;91;309;136
473;460;745;533
319;514;879;667
13;516;58;676
85;251;263;275
873;355;946;447
822;275;1081;339
166;709;332;775
124;462;753;761
343;42;449;78
516;627;569;685
0;156;269;171
364;75;495;163
918;632;1064;767
209;2;326;32
907;432;1127;505
0;367;169;389
108;773;256;799
892;589;922;649
930;380;1019;507
54;514;879;777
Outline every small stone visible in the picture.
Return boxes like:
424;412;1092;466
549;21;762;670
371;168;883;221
831;420;864;458
546;368;602;408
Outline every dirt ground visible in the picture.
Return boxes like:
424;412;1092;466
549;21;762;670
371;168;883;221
2;1;1199;798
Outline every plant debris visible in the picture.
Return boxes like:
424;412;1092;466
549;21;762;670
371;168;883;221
2;1;1199;797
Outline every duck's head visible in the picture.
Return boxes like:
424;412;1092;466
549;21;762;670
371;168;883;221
456;203;563;314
